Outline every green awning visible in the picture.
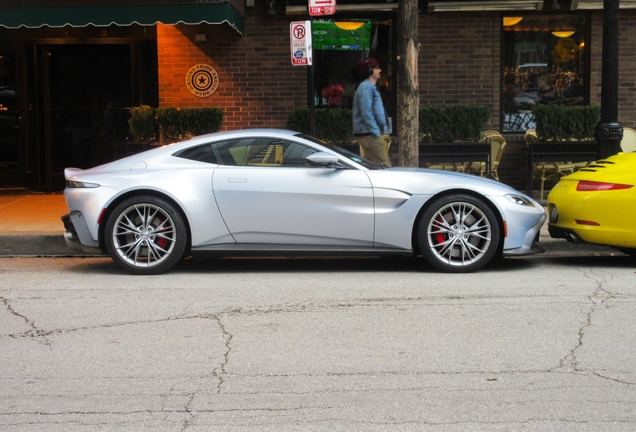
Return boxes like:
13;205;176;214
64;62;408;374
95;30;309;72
0;3;244;35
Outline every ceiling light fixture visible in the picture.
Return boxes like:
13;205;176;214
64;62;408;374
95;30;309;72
503;17;524;26
552;30;576;37
266;0;276;16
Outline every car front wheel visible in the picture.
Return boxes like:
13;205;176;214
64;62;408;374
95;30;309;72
104;195;187;275
418;194;500;273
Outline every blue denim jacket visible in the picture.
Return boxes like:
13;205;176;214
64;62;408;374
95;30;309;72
352;79;388;137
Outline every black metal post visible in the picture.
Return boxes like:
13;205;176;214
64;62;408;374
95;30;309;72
307;20;316;137
307;61;316;137
595;0;622;159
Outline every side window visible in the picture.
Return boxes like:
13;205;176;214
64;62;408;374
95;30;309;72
211;138;318;167
173;143;219;164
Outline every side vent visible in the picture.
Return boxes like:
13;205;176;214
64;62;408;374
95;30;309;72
579;160;614;172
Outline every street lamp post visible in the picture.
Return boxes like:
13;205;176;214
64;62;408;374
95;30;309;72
595;0;622;159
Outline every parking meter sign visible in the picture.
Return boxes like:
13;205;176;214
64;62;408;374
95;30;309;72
290;21;312;66
309;0;336;16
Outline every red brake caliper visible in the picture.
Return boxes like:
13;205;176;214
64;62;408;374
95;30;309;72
156;219;168;248
435;216;445;246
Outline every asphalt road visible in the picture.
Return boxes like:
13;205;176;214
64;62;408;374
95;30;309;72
1;255;636;431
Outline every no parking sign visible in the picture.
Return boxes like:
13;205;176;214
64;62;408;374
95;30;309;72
290;21;312;66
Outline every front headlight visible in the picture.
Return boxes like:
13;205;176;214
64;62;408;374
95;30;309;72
66;180;100;189
504;193;536;207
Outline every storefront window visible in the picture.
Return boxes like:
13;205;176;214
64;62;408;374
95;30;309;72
312;19;394;122
502;14;587;132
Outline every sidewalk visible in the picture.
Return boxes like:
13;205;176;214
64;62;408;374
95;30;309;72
0;191;619;257
0;192;76;256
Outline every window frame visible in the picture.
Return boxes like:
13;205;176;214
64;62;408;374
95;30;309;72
500;11;591;133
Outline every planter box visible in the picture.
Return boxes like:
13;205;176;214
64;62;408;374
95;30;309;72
419;142;491;174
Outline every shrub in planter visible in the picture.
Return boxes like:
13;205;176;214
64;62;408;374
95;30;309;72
533;104;600;141
128;105;155;142
155;107;224;144
419;105;491;142
286;108;353;143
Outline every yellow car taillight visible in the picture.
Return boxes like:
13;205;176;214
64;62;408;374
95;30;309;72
576;181;633;191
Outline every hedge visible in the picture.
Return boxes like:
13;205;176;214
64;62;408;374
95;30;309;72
128;106;224;144
533;104;600;141
286;108;353;143
419;105;491;142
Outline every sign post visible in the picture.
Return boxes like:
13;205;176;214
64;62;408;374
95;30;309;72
290;20;316;136
290;21;312;66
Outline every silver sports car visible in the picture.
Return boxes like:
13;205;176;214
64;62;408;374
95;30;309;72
62;129;546;275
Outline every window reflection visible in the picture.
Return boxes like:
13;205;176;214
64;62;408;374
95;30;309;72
502;15;587;132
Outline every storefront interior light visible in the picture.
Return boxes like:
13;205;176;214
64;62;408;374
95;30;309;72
334;22;365;31
503;17;523;26
552;30;575;37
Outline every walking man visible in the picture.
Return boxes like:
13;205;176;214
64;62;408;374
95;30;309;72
352;57;391;167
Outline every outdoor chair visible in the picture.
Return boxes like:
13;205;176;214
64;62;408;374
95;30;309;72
525;129;576;202
621;127;636;153
465;130;506;181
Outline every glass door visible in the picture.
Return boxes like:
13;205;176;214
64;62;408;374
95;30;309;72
0;47;25;187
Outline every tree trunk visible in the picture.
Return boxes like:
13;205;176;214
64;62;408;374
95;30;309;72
397;0;419;167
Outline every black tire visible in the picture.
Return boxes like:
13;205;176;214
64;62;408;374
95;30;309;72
418;194;500;273
104;195;187;275
618;248;636;258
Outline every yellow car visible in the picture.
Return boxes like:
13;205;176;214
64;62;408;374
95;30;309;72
548;152;636;256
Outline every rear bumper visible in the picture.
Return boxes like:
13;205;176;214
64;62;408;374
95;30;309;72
548;225;586;243
61;212;104;255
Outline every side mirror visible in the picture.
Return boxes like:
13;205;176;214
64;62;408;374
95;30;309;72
306;152;341;167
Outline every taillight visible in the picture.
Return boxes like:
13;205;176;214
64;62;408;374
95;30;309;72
576;181;633;191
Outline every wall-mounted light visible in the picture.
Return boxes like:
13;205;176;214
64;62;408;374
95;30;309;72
195;33;207;42
503;17;523;26
266;0;276;15
246;0;255;6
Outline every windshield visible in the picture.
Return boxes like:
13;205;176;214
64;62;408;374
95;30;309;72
297;133;383;170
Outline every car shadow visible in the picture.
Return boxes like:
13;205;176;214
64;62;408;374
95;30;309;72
63;253;635;275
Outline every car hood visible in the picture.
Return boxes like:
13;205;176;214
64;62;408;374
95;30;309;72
367;167;531;198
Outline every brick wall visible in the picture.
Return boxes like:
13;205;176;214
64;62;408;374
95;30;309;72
418;12;501;129
157;10;306;130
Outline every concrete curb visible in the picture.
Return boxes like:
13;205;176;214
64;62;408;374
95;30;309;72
0;234;89;257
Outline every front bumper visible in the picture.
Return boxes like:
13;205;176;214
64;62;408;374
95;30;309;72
61;212;105;255
502;212;547;256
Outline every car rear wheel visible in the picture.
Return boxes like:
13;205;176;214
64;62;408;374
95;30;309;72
418;194;500;273
618;248;636;258
104;195;187;275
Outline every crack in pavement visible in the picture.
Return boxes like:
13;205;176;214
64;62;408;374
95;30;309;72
557;270;619;381
1;296;52;347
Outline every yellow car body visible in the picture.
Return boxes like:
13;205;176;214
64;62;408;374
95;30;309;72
547;152;636;252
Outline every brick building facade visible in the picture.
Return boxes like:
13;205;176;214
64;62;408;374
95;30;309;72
0;1;634;192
